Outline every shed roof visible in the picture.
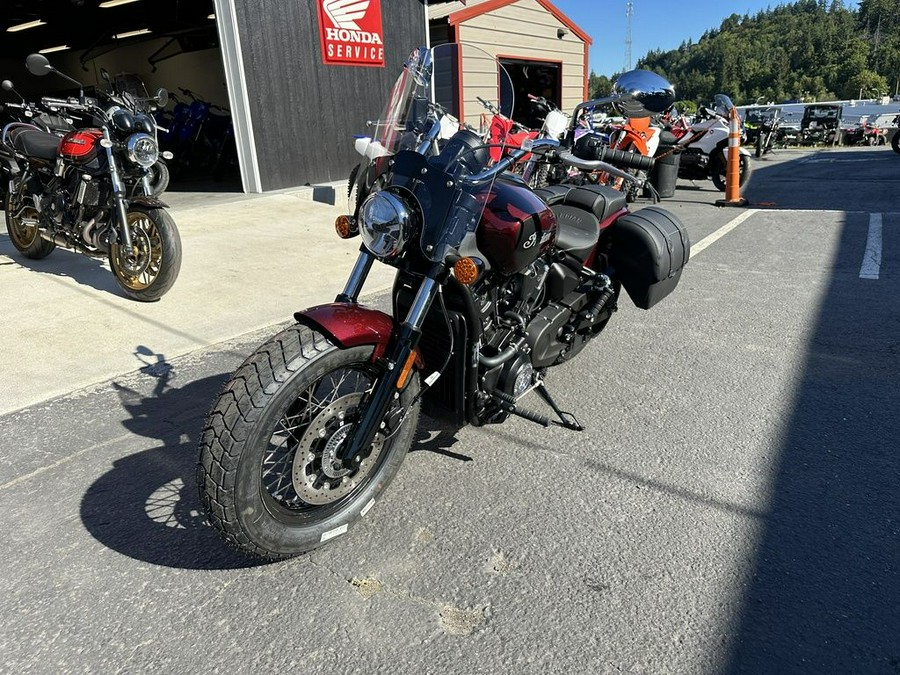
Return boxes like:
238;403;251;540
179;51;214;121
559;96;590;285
428;0;592;45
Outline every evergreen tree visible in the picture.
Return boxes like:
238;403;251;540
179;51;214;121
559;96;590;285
633;0;898;105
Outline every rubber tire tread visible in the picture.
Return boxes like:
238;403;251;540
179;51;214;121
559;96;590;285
711;152;752;192
197;323;420;560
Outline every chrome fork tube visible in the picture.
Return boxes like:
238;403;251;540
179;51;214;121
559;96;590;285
403;277;436;327
104;126;133;250
336;250;375;303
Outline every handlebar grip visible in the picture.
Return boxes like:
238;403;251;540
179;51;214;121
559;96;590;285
594;146;655;171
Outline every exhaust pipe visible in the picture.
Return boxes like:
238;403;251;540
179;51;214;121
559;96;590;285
38;230;69;247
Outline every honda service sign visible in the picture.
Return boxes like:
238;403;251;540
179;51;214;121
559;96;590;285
317;0;385;67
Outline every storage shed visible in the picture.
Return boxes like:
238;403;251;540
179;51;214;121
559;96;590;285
429;0;592;127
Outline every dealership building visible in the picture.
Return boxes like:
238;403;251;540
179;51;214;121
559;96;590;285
1;0;591;193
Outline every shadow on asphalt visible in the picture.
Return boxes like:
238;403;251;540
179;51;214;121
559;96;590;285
743;147;898;211
80;353;464;570
722;210;900;670
0;232;126;298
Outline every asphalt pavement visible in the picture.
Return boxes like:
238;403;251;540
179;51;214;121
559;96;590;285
0;147;898;673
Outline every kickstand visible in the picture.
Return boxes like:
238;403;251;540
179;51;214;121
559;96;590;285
536;384;584;432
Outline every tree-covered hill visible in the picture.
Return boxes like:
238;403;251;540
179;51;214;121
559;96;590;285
590;0;900;106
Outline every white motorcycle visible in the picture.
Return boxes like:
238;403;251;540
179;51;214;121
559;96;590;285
674;94;752;192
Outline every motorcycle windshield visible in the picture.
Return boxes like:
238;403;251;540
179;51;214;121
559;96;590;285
360;43;515;264
714;94;735;118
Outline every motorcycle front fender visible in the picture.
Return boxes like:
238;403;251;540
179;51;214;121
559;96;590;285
294;303;396;361
128;195;169;209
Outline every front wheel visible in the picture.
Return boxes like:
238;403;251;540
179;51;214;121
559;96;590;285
755;134;764;158
197;324;421;560
109;206;182;301
892;132;900;155
711;151;752;192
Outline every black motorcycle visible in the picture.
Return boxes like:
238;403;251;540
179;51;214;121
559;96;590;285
751;107;782;157
196;45;690;560
1;54;181;302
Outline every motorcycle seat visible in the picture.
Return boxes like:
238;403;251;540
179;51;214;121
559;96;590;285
534;184;627;260
9;128;59;161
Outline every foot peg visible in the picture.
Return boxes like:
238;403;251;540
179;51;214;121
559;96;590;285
491;384;584;432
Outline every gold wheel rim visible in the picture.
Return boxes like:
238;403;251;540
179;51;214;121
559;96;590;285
7;205;40;249
110;212;163;291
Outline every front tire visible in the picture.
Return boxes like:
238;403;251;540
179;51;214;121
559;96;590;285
197;324;420;560
109;206;182;301
711;151;752;192
892;132;900;155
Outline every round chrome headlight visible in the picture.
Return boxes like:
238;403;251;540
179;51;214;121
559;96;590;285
358;191;412;261
126;133;159;168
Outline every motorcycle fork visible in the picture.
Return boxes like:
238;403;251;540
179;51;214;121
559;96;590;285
103;127;133;251
335;251;440;465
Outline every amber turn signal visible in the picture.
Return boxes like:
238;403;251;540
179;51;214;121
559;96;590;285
396;351;418;390
453;257;481;285
335;215;358;239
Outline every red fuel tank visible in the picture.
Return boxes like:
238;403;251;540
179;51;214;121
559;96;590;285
476;175;557;276
58;129;104;164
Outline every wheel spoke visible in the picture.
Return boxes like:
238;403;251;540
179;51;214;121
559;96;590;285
261;364;379;512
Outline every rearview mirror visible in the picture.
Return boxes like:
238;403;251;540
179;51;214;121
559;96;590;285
155;87;169;108
1;80;13;92
25;53;52;77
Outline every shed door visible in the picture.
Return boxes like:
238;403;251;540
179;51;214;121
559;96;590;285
498;58;562;129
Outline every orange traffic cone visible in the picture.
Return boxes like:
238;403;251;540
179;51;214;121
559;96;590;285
715;106;748;207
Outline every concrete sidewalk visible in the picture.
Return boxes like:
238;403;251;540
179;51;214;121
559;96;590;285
0;186;395;416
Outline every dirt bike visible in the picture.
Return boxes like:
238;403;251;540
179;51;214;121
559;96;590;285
1;53;181;301
196;45;690;560
535;70;676;202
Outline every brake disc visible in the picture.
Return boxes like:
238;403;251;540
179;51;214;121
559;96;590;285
291;393;384;506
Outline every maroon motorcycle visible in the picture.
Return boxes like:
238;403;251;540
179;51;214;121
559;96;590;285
197;45;690;560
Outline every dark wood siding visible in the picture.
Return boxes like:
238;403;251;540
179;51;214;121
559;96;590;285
233;0;426;191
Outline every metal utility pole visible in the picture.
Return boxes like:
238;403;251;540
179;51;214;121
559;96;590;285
625;1;633;71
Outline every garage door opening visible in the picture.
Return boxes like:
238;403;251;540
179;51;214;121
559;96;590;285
498;58;562;129
1;0;243;194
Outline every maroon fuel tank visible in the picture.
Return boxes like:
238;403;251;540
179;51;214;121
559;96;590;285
475;175;557;276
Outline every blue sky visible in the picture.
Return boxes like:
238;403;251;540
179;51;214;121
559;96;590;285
552;0;861;76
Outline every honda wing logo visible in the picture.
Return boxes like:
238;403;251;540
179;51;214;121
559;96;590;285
317;0;385;67
323;0;369;30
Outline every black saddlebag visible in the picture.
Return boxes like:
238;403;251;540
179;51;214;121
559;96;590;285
607;206;690;310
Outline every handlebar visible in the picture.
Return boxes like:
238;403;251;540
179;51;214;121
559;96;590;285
557;150;650;183
569;135;656;171
461;138;561;185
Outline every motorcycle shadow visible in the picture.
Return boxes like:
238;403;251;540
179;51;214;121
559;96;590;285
0;233;123;297
80;360;464;570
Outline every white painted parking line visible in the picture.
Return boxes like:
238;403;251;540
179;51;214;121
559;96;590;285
860;213;883;280
691;209;759;257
